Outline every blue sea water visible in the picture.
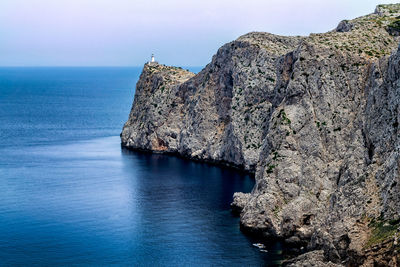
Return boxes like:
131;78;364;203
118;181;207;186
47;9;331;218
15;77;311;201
0;67;282;266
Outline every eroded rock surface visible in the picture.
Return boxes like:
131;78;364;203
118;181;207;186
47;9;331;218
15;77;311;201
122;4;400;265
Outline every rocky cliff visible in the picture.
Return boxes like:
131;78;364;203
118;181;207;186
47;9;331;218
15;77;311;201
122;4;400;266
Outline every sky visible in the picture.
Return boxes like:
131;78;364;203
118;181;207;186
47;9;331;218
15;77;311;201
0;0;399;67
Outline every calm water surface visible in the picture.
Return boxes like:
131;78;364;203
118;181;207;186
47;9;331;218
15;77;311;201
0;67;282;265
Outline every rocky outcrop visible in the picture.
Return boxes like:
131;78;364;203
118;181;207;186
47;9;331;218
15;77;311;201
283;250;342;267
122;4;400;265
122;33;304;171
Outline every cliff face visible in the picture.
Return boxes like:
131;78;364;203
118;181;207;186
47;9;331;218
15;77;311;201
122;4;400;265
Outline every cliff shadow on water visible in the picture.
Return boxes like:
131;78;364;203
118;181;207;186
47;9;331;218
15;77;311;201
120;147;285;265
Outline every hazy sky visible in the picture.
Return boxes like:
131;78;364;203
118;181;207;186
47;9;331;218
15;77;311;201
0;0;398;66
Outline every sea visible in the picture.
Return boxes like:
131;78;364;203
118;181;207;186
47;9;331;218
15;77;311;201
0;67;282;266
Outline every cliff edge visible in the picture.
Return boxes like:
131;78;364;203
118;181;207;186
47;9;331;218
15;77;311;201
122;4;400;266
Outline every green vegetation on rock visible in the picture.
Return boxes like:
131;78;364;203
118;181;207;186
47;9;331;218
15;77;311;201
366;218;400;247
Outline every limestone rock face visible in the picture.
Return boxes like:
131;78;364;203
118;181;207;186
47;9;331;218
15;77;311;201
122;4;400;265
121;63;195;152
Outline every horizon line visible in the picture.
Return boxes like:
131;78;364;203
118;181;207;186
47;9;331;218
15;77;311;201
0;65;204;68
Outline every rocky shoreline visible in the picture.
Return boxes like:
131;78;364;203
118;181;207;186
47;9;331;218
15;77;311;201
122;4;400;266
